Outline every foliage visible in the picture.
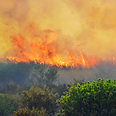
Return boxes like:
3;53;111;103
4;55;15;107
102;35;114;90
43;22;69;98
45;67;58;84
13;107;46;116
30;64;46;85
0;82;32;96
47;84;68;97
0;82;22;94
58;78;116;116
55;113;62;116
11;93;22;107
47;79;85;97
0;93;18;116
0;62;34;85
29;65;58;86
21;86;59;115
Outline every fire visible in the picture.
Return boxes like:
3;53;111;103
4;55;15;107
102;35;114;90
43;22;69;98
1;0;116;68
6;30;101;68
1;0;116;69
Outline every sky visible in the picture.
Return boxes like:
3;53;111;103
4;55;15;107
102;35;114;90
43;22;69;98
0;0;116;63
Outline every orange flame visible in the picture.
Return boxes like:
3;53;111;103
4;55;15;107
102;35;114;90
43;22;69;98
1;0;116;68
6;30;101;68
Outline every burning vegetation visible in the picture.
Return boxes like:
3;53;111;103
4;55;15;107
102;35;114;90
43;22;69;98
6;30;101;68
0;0;116;68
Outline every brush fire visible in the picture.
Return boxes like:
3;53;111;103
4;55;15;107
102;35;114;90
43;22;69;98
1;0;116;68
6;30;101;68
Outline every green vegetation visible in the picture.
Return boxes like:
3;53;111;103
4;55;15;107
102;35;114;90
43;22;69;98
0;62;34;85
58;78;116;116
1;62;116;116
47;84;68;97
1;78;116;116
13;107;46;116
21;86;59;115
0;94;18;116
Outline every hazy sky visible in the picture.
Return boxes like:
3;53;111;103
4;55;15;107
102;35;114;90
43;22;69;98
0;0;116;62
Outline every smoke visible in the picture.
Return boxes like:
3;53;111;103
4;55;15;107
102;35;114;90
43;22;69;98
57;62;116;84
0;0;116;62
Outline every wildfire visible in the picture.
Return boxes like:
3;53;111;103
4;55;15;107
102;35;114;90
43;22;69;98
6;30;101;68
1;0;116;69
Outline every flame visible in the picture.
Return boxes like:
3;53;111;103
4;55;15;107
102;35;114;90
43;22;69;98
1;0;116;68
6;30;101;68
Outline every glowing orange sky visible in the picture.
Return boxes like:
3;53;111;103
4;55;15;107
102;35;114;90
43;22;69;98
0;0;116;66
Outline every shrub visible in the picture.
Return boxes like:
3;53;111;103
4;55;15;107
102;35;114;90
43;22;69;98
47;84;68;97
0;82;22;94
21;86;59;115
58;78;116;116
0;93;18;116
13;107;46;116
12;93;22;106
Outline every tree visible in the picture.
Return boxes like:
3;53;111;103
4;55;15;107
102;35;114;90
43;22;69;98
13;107;46;116
0;94;18;116
45;67;58;84
0;62;34;85
58;78;116;116
21;86;59;115
29;64;58;86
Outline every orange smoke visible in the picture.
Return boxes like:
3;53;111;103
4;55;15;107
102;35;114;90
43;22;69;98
1;0;116;68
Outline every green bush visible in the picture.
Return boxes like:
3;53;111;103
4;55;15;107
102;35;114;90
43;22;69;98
0;93;18;116
58;78;116;116
21;86;59;115
13;107;46;116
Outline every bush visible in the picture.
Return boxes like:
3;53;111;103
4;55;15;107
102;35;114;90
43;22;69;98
0;93;18;116
13;107;46;116
21;86;59;115
0;82;22;94
58;78;116;116
47;84;68;97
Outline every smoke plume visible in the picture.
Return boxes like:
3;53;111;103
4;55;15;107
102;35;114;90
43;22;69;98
0;0;116;63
